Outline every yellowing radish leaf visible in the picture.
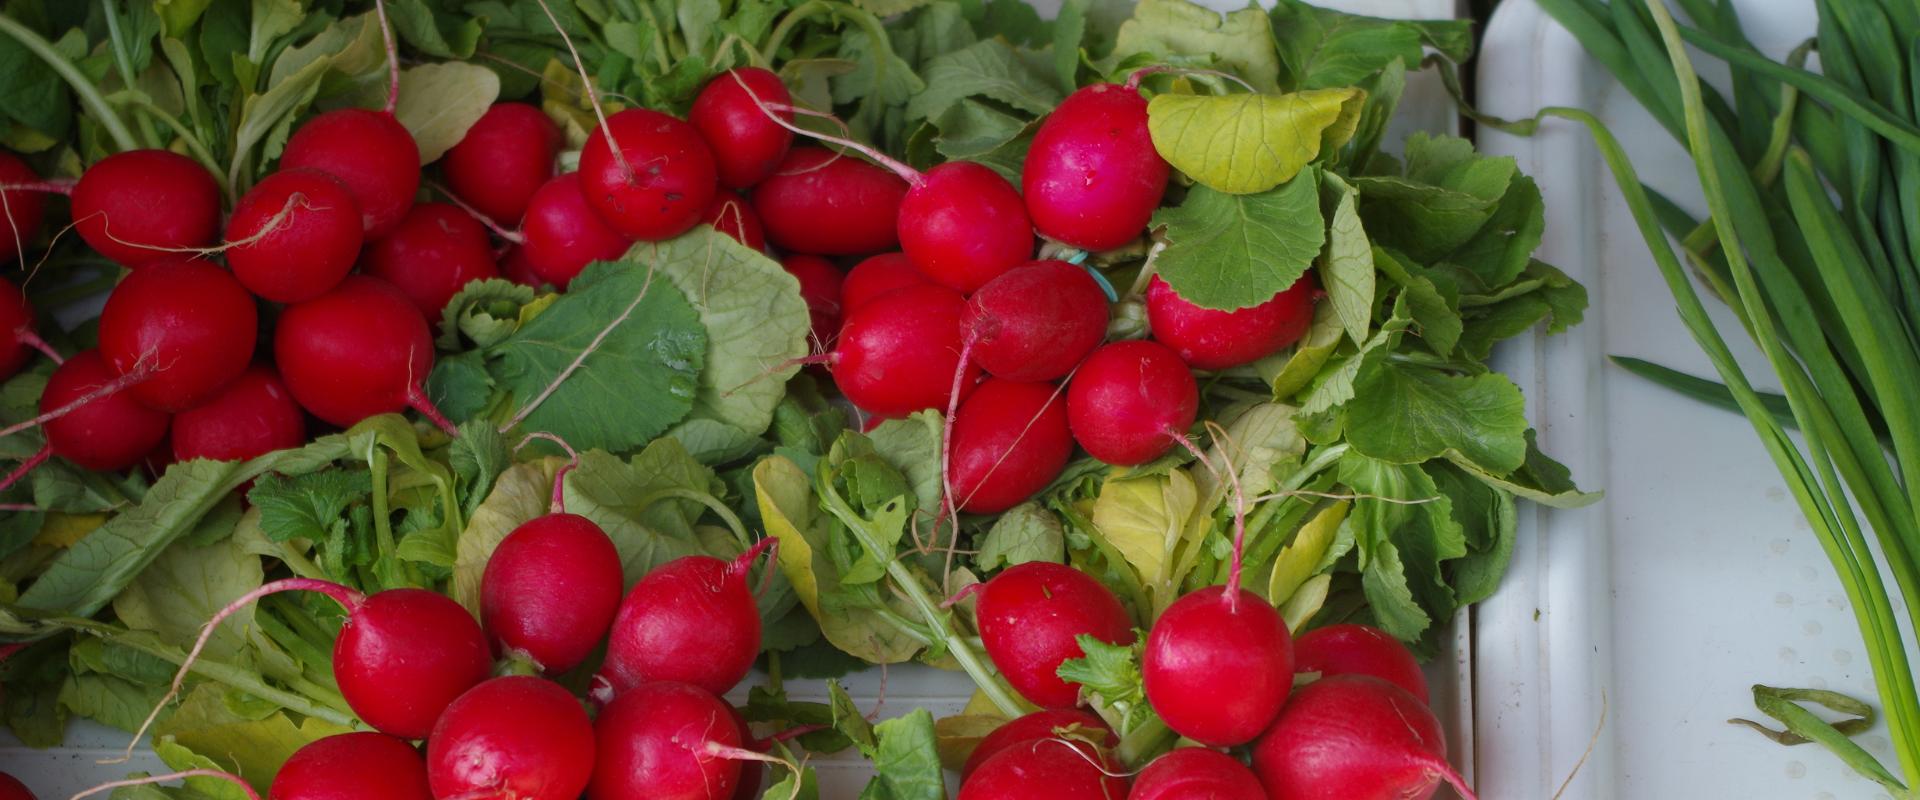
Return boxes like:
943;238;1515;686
1267;500;1348;605
393;62;500;164
1091;469;1197;594
1147;88;1363;194
1279;573;1331;631
1114;0;1282;93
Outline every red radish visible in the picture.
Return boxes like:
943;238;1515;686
829;283;977;418
0;773;29;799
520;172;632;288
271;732;432;800
135;579;490;751
1252;675;1475;800
364;202;502;323
31;350;169;473
427;676;595;800
957;739;1128;800
596;539;775;699
1147;274;1319;370
98;260;258;413
976;562;1134;709
589;681;744;800
779;255;843;346
705;193;766;252
752;147;907;255
1065;340;1198;465
961;709;1114;780
1293;623;1429;703
896;161;1034;292
1023;83;1168;252
1128;748;1264;800
501;245;545;288
481;452;623;674
840;253;927;313
273;275;455;432
578;108;718;241
964;261;1109;382
0;278;55;381
171;366;305;463
691;68;795;189
68;149;221;268
280;109;422;238
0;151;49;261
1142;585;1293;747
948;379;1072;514
443;103;561;224
225;169;364;304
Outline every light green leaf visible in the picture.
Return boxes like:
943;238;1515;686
235;58;328;176
1264;303;1343;400
392;62;500;164
1053;0;1089;90
57;672;163;734
1374;247;1462;356
1354;134;1517;263
1278;572;1331;631
975;502;1066;570
112;536;262;663
565;444;735;586
1090;469;1197;604
438;279;536;351
866;411;944;516
1267;500;1348;604
1319;172;1373;346
1346;361;1529;474
861;710;945;800
650;228;812;438
906;39;1063;121
154;684;352;794
1269;0;1469;90
1152;175;1326;311
852;0;935;15
1445;430;1601;509
268;12;383;87
1360;540;1427;641
1113;0;1282;93
1147;89;1362;195
451;458;559;612
491;258;706;454
1195;402;1305;505
387;0;483;59
1449;175;1545;289
156;0;216;38
666;418;763;465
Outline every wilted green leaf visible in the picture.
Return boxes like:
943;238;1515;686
1113;0;1282;92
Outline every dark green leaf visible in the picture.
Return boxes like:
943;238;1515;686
1152;174;1327;312
247;469;372;544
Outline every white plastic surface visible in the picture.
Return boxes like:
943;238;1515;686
0;1;1479;797
1476;2;1915;798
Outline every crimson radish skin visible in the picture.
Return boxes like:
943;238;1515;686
501;246;545;288
1147;274;1320;370
426;676;595;800
705;193;767;252
334;588;492;739
1252;675;1474;800
579;108;718;241
70;150;221;267
481;513;623;674
364;203;502;323
752;147;908;255
690;68;795;189
1023;84;1168;251
99;260;258;413
270;732;432;800
977;562;1134;709
948;379;1072;514
961;709;1114;780
1293;623;1429;703
840;253;927;313
898;162;1034;293
1142;586;1293;747
597;542;771;698
225;169;363;303
0;152;48;261
280;109;421;237
1065;340;1199;465
965;261;1109;382
273;276;439;428
780;255;843;346
1128;748;1264;800
0;773;29;800
589;681;744;800
171;367;305;463
40;350;169;472
830;284;977;418
957;739;1129;800
443;103;561;224
521;173;632;288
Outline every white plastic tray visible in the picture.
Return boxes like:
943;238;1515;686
0;1;1477;797
1476;2;1915;798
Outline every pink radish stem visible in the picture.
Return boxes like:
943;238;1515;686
406;384;460;437
937;335;977;534
1422;755;1480;800
729;72;923;186
372;0;400;114
939;581;983;609
0;179;76;195
533;0;634;182
69;769;261;800
427;178;526;244
1169;427;1250;610
0;446;50;495
16;326;63;364
120;578;367;764
514;431;581;513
